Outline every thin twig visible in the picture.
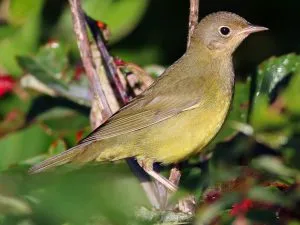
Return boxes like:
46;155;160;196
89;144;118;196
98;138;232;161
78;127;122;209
187;0;199;48
68;0;112;120
85;15;131;104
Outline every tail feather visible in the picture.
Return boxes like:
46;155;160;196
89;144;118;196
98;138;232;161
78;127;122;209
28;146;84;174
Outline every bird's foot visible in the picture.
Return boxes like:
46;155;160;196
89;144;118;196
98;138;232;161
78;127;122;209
175;195;197;214
137;159;178;193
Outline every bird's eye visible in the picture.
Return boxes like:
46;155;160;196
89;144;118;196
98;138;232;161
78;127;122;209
219;26;231;37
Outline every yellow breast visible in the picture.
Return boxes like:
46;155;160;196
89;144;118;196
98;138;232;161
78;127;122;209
142;93;231;163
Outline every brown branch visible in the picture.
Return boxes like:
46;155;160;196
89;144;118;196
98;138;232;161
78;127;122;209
68;0;112;120
187;0;199;48
85;15;131;105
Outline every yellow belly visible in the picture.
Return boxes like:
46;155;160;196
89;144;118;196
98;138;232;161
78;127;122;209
96;95;231;164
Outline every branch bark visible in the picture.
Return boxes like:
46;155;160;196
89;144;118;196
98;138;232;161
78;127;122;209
187;0;199;48
68;0;111;120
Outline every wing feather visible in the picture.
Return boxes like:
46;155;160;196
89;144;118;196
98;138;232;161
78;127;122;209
79;95;201;144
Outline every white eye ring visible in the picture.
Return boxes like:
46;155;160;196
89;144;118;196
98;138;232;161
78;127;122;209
219;26;231;37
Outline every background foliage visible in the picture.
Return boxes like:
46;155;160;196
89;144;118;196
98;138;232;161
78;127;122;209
0;0;300;224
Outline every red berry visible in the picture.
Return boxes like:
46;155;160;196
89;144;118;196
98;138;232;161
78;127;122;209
76;130;84;143
204;190;221;204
74;65;85;80
96;21;107;30
0;75;15;97
114;58;126;67
230;198;253;216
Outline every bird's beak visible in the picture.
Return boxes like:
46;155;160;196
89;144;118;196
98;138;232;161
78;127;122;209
240;25;269;35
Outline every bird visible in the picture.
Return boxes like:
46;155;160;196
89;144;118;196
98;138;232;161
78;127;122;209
29;11;268;191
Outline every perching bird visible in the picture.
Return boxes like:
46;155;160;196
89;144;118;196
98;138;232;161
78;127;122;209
29;12;267;190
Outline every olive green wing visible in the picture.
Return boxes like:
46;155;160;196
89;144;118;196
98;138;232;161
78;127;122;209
79;93;201;144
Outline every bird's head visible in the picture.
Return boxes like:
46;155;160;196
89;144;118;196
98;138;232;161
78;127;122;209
191;12;268;55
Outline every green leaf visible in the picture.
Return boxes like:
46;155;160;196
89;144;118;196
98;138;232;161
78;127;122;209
9;0;45;25
195;194;239;225
48;139;67;156
55;0;149;51
282;73;300;115
0;110;25;137
0;194;31;216
248;186;290;206
251;96;288;131
0;19;40;75
36;107;90;135
17;43;71;87
0;125;53;171
0;0;44;75
249;54;300;148
27;164;149;224
17;56;68;89
85;0;149;43
0;93;31;117
0;93;32;137
251;156;298;178
35;43;70;81
0;24;18;39
251;96;290;148
255;54;300;101
19;43;92;106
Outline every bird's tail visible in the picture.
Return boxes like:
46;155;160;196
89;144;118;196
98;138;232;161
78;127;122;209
28;145;84;174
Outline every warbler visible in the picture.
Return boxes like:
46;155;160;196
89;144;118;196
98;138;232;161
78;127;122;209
29;12;267;190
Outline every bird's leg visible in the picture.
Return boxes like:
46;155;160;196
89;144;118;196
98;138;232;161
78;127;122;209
137;159;178;193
